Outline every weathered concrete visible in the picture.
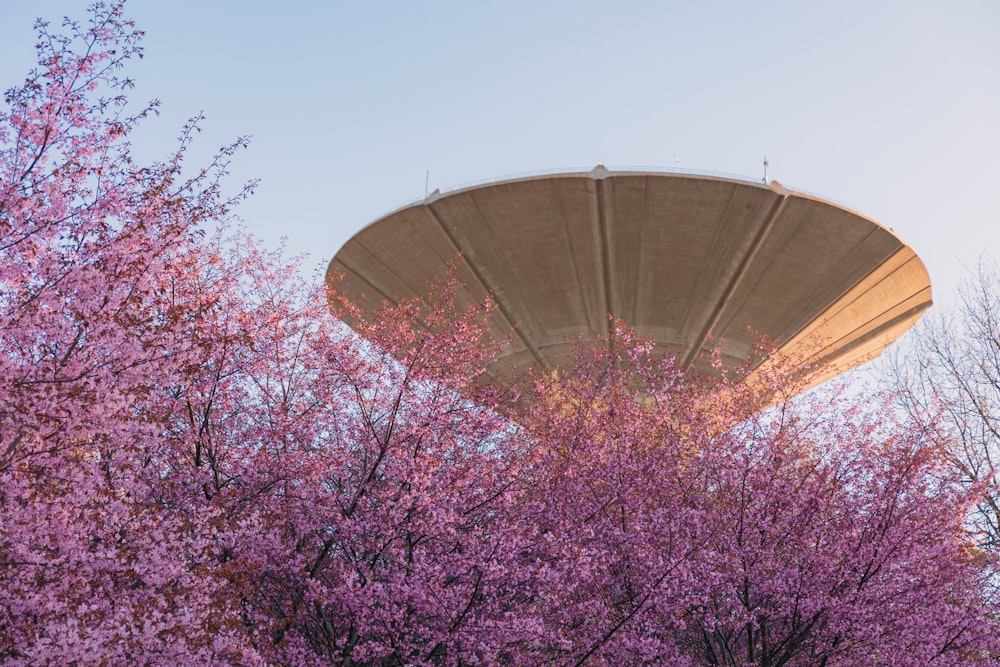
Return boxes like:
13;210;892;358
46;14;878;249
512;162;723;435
328;167;931;391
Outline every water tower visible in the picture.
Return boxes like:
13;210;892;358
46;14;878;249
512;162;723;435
328;166;930;391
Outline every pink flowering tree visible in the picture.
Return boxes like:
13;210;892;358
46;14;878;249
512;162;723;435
678;374;996;666
231;271;532;664
504;328;998;666
1;3;997;666
0;4;526;662
0;2;262;662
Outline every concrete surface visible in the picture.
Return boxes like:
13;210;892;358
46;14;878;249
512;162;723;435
328;167;931;392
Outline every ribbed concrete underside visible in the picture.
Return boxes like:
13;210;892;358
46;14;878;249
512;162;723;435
328;167;931;391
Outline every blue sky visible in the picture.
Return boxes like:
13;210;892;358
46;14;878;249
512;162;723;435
3;1;999;308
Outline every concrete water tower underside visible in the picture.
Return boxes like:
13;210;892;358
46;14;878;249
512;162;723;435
328;166;931;391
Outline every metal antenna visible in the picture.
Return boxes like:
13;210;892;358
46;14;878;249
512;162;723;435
425;171;429;198
763;156;769;183
675;157;679;172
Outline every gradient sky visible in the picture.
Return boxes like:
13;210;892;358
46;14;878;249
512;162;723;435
3;1;999;310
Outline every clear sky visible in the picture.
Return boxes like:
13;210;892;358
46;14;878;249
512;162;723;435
3;1;999;309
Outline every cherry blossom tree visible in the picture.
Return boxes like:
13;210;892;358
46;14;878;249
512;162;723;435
1;3;996;666
0;4;523;661
678;380;996;666
506;328;998;666
0;3;260;662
